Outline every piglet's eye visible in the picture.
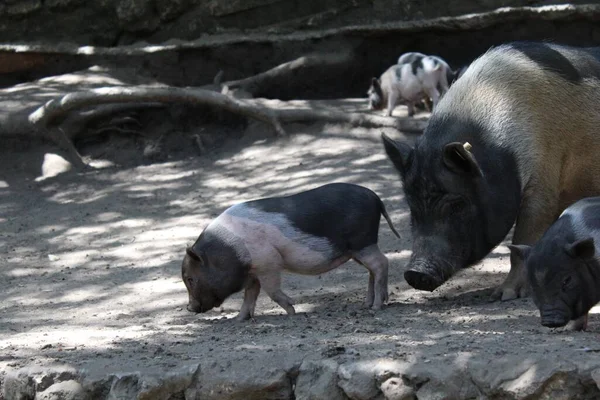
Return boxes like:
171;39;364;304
187;277;194;286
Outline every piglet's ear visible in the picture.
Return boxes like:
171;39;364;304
564;238;595;260
508;244;531;263
442;142;483;177
186;247;203;264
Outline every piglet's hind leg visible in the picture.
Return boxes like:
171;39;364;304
353;245;389;310
237;276;261;321
258;271;296;316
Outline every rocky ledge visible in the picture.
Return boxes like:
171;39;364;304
3;351;600;400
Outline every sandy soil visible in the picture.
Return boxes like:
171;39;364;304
1;116;600;394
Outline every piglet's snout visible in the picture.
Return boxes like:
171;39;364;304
540;307;569;328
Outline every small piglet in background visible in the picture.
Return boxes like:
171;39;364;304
397;51;427;65
368;52;453;117
182;183;400;321
510;197;600;331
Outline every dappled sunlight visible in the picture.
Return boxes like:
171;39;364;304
3;121;600;383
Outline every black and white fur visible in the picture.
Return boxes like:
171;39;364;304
510;197;600;331
182;183;400;320
382;41;600;301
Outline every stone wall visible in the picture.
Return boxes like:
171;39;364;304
0;0;592;46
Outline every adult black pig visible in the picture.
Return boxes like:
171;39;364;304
382;41;600;300
182;183;400;320
509;197;600;331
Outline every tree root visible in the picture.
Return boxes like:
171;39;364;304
28;86;426;168
29;86;287;138
221;50;354;96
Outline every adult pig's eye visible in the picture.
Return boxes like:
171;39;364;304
187;277;194;286
442;198;465;215
562;275;572;289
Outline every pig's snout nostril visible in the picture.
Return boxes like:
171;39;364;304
186;304;199;313
404;257;455;292
541;316;569;328
540;310;569;328
404;270;440;292
541;320;567;328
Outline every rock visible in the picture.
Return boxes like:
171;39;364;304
137;365;198;400
107;373;140;400
208;0;281;17
81;376;112;400
45;0;84;9
534;372;597;400
115;0;159;32
3;371;35;400
6;0;42;16
468;356;585;399
404;360;479;400
36;153;72;181
380;377;414;400
338;361;384;400
2;366;82;400
592;368;600;389
186;363;293;400
155;0;189;21
295;360;346;400
34;380;85;400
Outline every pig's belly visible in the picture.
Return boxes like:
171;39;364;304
280;243;348;275
397;83;424;102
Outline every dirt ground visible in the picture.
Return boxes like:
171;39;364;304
2;110;600;398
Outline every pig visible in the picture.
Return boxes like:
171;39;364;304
509;197;600;331
398;52;427;65
181;183;401;320
398;53;456;98
381;41;600;301
368;58;443;117
421;55;453;99
450;65;469;85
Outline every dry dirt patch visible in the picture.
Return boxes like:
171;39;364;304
1;121;600;399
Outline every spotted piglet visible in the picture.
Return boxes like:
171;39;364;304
509;197;600;331
182;183;400;321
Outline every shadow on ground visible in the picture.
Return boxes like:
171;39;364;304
1;116;600;398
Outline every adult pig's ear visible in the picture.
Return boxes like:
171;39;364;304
508;244;532;262
382;133;413;177
442;142;483;177
564;238;595;260
186;247;203;264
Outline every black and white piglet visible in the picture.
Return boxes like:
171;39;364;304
510;197;600;331
182;183;400;320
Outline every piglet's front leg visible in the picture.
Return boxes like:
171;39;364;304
237;276;261;321
386;90;400;117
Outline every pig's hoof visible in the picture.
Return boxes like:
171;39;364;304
404;270;441;292
490;284;529;302
285;306;296;316
236;313;252;321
